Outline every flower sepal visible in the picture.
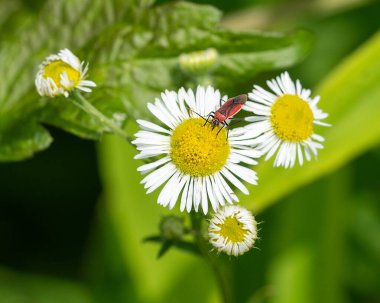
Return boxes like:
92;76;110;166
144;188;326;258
143;215;201;258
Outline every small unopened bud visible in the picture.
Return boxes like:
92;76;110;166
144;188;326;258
159;215;185;241
179;48;219;75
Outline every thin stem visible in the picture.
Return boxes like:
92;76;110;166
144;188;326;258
191;213;234;303
69;91;134;143
195;74;213;87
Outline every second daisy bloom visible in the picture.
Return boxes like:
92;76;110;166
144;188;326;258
35;48;96;98
133;86;261;214
244;72;329;168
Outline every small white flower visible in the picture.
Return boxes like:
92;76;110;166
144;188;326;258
244;72;330;168
208;205;258;256
133;86;262;214
35;48;96;98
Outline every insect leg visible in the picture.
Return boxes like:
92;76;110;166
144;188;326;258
215;121;229;138
204;112;215;126
225;121;231;140
216;121;229;140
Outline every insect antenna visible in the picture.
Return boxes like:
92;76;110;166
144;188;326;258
188;107;215;126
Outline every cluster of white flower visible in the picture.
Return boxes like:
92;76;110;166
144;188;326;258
35;49;329;256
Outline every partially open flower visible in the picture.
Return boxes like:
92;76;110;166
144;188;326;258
208;205;258;256
179;48;219;75
244;72;330;168
35;48;96;98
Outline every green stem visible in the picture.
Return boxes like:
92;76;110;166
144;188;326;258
69;91;134;143
195;74;213;86
191;213;234;303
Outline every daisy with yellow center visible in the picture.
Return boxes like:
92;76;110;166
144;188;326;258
35;48;96;98
244;72;330;168
208;205;258;256
133;86;262;214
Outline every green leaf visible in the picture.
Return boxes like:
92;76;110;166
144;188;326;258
213;29;313;90
143;235;163;243
0;0;311;162
172;240;201;256
0;266;92;303
241;30;380;212
157;240;174;259
0;0;150;162
92;2;313;119
0;118;52;161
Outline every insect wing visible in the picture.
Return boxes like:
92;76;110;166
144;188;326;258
217;94;247;119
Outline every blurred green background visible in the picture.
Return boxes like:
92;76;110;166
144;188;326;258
0;0;379;302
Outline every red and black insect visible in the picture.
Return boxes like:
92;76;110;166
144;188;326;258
203;94;247;137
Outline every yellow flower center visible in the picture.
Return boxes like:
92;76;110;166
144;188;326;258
216;216;247;243
43;60;80;89
170;118;230;176
270;94;314;142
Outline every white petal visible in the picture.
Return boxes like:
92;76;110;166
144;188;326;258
147;103;175;129
155;98;181;127
196;86;206;115
274;142;288;167
201;177;209;214
142;163;176;190
232;148;262;159
297;143;304;166
137;157;171;174
314;120;331;127
205;86;220;115
267;79;282;96
264;139;281;161
80;80;96;87
169;174;188;209
311;133;325;142
211;175;225;207
244;116;267;122
134;150;168;159
183;88;197;113
134;130;169;141
137;119;171;134
161;90;185;122
229;152;258;165
226;163;258;185
289;144;297;168
186;178;195;213
178;88;191;119
304;144;312;161
214;173;235;204
206;177;219;211
220;167;249;195
158;171;182;207
180;178;191;212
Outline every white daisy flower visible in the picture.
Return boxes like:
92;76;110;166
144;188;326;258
35;48;96;98
133;86;262;215
244;72;330;168
208;205;258;256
